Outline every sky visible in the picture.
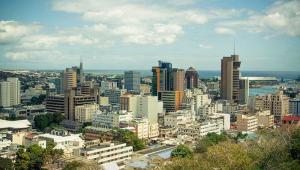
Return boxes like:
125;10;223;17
0;0;299;71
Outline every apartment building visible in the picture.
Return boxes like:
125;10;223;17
236;114;258;132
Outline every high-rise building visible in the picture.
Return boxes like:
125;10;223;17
239;78;249;105
120;94;163;123
158;91;184;112
289;99;300;116
124;71;140;94
64;89;97;121
0;81;11;107
151;67;161;96
0;78;20;107
185;67;199;89
71;61;84;85
172;68;185;91
221;55;241;103
63;68;77;91
151;61;173;96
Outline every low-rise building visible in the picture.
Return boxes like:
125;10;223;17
177;122;221;139
164;110;194;127
79;142;133;168
256;110;274;128
38;133;84;157
0;119;31;132
236;114;258;132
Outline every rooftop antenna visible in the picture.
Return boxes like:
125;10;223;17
233;39;236;55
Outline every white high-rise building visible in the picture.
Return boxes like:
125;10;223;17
0;78;21;107
120;95;163;124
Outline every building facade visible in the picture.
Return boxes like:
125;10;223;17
185;67;199;89
289;99;300;116
221;55;241;103
0;78;21;107
124;71;141;94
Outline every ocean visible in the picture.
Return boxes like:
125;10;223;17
84;70;300;80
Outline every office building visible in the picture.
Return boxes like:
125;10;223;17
63;68;77;91
0;78;21;107
64;89;97;121
124;71;140;93
185;67;199;89
172;68;185;91
239;77;249;105
289;99;300;116
159;91;184;112
45;95;65;113
151;61;173;96
221;55;241;103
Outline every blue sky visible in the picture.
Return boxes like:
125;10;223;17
0;0;299;71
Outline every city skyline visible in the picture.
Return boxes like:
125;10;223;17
0;0;300;71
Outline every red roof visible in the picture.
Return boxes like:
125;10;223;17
282;116;300;121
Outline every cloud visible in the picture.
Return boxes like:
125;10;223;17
53;0;250;45
214;27;236;35
0;21;41;44
218;0;300;37
5;50;62;61
199;43;213;49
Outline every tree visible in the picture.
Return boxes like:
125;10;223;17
15;143;64;170
205;141;252;170
53;112;65;124
27;144;45;170
34;113;65;131
44;141;64;164
0;157;13;170
34;115;49;131
112;129;146;151
171;145;193;159
290;128;300;161
233;132;248;143
15;146;30;170
195;132;228;153
63;161;83;170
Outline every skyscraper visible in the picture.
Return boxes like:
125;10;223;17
172;68;185;91
159;61;173;91
63;68;77;91
0;78;20;107
221;55;241;103
124;71;141;94
185;67;199;89
151;61;173;96
239;77;249;105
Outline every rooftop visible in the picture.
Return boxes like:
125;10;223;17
0;119;31;129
